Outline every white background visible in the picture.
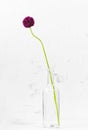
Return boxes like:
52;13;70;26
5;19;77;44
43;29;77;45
0;0;88;129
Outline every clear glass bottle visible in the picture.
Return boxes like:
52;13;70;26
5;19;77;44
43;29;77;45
42;70;60;128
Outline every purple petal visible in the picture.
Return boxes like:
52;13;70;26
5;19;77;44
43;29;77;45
22;16;35;28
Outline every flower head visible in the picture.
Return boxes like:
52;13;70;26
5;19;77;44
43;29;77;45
22;16;35;28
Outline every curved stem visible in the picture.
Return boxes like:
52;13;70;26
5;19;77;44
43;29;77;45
29;27;60;126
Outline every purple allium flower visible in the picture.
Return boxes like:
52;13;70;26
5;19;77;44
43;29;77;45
22;16;35;28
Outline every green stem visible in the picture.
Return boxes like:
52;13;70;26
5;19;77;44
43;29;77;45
29;28;60;126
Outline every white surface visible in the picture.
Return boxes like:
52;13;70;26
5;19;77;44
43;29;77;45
0;0;88;129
